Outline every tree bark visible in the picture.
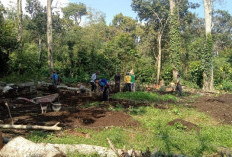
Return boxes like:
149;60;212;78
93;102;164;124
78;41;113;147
17;0;22;43
0;122;61;131
47;0;54;71
170;0;179;81
38;36;42;63
203;0;212;35
203;0;214;91
156;32;162;84
170;0;175;15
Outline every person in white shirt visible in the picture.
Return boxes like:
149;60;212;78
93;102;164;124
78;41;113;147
90;71;99;92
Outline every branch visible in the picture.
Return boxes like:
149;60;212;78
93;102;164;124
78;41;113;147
107;138;120;157
4;102;13;125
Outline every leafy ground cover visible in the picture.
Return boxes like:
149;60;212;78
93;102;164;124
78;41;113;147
112;91;178;103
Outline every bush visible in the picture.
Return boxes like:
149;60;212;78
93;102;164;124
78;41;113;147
186;61;203;87
217;80;232;92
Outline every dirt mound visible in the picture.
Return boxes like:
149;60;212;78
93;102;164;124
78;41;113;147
193;94;232;125
13;108;139;128
168;119;199;131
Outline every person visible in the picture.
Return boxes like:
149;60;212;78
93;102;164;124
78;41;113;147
99;78;107;92
176;74;182;96
51;71;59;87
130;72;135;92
90;71;99;92
114;72;121;92
99;79;109;101
124;72;131;92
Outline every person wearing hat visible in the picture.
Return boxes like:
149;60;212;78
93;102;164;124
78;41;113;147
176;74;182;96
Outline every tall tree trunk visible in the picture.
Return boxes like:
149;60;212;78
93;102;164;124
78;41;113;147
17;0;23;46
38;36;42;63
170;0;175;15
170;0;179;82
156;32;162;84
47;0;54;71
203;0;214;91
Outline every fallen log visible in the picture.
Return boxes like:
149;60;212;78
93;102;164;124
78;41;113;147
0;122;61;131
38;81;91;92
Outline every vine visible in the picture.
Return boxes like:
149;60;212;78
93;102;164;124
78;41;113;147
169;8;182;73
201;34;214;75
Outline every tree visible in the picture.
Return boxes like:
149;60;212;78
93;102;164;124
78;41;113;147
0;3;17;77
169;0;182;81
213;10;232;53
202;0;214;91
112;13;137;34
47;0;54;70
25;0;46;63
17;0;23;44
86;8;106;25
62;3;87;25
131;0;169;84
25;0;43;18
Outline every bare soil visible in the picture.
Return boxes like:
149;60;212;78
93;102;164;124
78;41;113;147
168;118;200;132
192;94;232;125
0;87;139;139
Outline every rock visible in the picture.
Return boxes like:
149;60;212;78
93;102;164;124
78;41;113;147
0;136;65;157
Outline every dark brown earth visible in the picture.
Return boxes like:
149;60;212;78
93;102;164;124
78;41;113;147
168;118;200;132
192;94;232;125
0;88;140;138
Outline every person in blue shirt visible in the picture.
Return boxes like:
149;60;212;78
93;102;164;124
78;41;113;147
99;79;107;91
51;71;59;87
99;78;110;101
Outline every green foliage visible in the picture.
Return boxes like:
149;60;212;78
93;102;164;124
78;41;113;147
112;92;178;102
161;63;173;84
67;152;100;157
169;9;182;72
217;80;232;91
129;106;146;115
109;104;124;112
173;122;187;130
27;131;52;143
62;2;87;25
186;61;203;87
214;57;232;86
201;35;214;75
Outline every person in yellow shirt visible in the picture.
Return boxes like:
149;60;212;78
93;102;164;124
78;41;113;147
124;72;131;92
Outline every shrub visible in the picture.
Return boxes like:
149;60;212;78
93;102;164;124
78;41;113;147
217;80;232;92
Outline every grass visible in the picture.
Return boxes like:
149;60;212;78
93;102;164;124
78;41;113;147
27;93;232;156
112;91;178;103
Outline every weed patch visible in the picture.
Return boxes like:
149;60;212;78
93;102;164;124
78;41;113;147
112;92;178;103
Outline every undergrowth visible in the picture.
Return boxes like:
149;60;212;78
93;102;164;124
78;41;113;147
112;92;178;102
